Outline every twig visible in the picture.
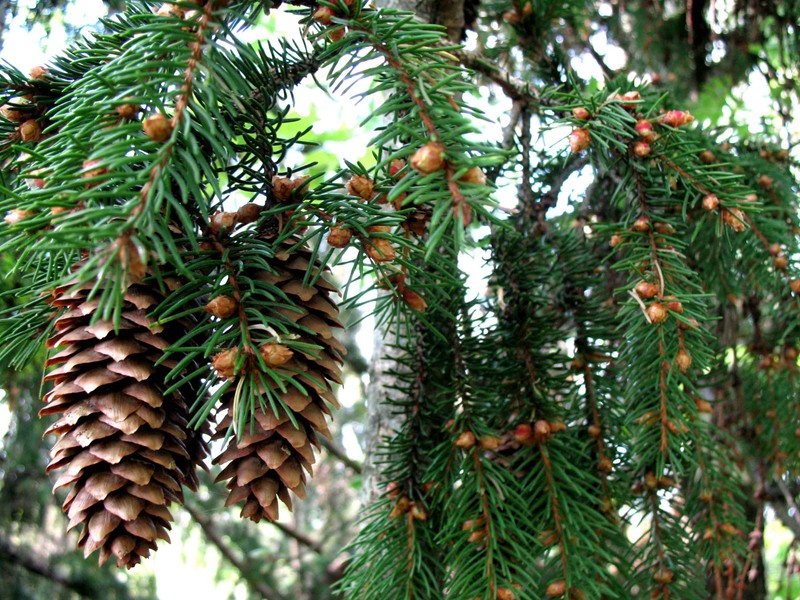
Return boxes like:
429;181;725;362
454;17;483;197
0;537;99;598
184;503;287;600
320;437;364;474
271;521;325;554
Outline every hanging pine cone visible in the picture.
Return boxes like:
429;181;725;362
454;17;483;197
41;272;208;568
213;238;344;522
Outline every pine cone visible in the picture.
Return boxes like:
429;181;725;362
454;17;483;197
213;239;344;522
41;276;208;568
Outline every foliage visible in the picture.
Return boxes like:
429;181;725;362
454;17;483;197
0;0;798;598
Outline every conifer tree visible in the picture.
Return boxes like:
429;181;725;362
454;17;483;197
0;0;799;598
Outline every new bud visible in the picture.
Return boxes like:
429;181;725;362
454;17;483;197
569;128;591;153
411;142;446;174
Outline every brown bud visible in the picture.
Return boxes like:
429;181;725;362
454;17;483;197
676;349;692;373
703;527;716;541
312;5;335;24
633;141;651;158
645;472;658;489
210;211;237;234
621;90;641;109
721;208;746;232
545;580;567;597
291;175;311;194
272;176;294;202
401;288;427;312
632;217;651;232
701;194;719;211
260;343;294;367
366;238;396;262
389;158;406;177
572;107;591;120
386;481;401;499
327;26;346;42
768;243;781;256
646;302;668;324
666;299;683;314
327;226;353;249
115;103;140;120
19;119;42;142
538;529;558;547
29;65;47;80
653;569;674;584
699;490;713;503
699;150;716;164
236;203;263;224
411;142;446;174
533;419;551;442
757;174;774;190
497;589;516;600
610;234;623;248
466;530;486;543
459;166;486;185
587;424;601;438
569;128;591;153
346;174;374;200
774;255;789;270
598;456;613;473
143;113;172;142
410;502;428;521
502;9;521;24
549;420;567;433
635;281;659;299
479;435;502;450
205;295;238;319
213;348;241;380
4;209;34;226
82;159;108;184
695;398;713;414
791;280;800;294
455;431;476;449
388;496;410;518
1;105;26;122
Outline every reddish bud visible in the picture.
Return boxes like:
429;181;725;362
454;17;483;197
598;456;613;473
513;423;534;445
327;26;346;42
653;569;674;584
533;419;551;442
29;66;47;80
610;234;622;248
587;424;601;438
479;435;502;450
791;279;800;294
774;255;789;270
569;128;591;153
631;217;650;232
695;398;713;414
572;106;591;120
389;158;406;177
635;119;655;140
661;110;694;127
757;174;774;190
